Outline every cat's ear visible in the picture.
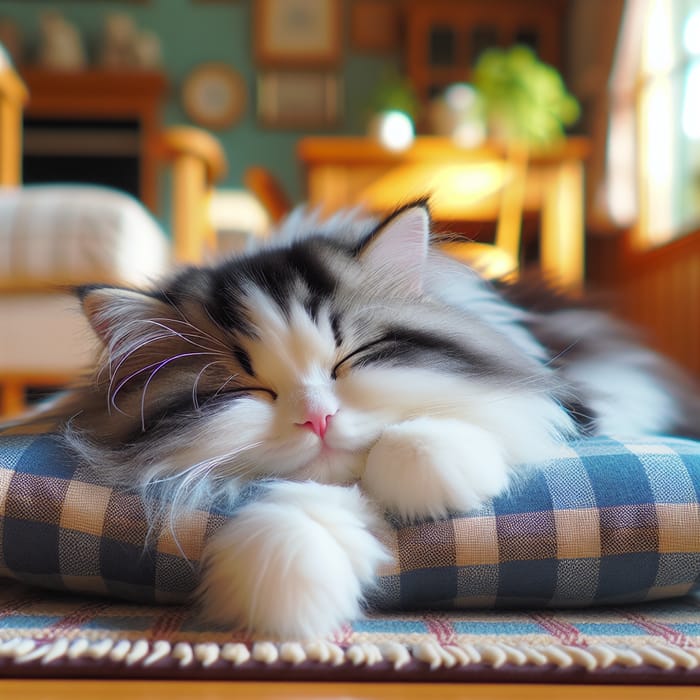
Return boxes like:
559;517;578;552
357;201;430;294
77;285;173;347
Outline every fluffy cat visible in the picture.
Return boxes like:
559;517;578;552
18;202;700;639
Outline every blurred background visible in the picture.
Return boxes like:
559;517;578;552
0;0;699;413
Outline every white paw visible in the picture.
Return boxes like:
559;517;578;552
197;481;389;640
362;418;510;520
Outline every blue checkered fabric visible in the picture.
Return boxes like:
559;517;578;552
0;433;699;609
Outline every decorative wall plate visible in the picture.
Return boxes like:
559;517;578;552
182;63;247;129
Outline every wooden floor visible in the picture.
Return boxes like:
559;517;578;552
0;681;695;699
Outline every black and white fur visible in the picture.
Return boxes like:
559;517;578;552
22;203;700;638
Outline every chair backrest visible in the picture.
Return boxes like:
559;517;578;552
0;60;28;186
357;144;529;275
160;126;228;264
491;145;528;265
241;153;529;280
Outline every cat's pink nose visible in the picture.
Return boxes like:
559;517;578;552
297;412;334;439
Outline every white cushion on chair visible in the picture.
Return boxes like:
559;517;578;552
0;185;171;288
0;185;172;380
0;293;95;373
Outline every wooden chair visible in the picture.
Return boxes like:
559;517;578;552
161;126;228;264
358;144;529;280
243;166;293;225
0;52;27;188
296;136;556;288
0;61;227;417
245;152;527;283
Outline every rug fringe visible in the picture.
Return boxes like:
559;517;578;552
1;638;698;672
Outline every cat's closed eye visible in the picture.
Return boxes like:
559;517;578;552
332;337;392;379
228;346;278;398
216;385;278;401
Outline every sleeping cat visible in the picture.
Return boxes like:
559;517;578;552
23;201;700;639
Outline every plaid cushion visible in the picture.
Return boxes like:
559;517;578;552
0;434;699;609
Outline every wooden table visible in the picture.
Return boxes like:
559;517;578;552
297;136;589;291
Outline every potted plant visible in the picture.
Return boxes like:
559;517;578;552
472;45;580;147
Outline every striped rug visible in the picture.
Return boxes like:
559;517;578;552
0;583;698;683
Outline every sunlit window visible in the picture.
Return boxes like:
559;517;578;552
607;0;700;247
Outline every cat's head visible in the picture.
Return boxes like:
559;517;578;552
74;203;531;492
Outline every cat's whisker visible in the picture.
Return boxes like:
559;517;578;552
142;319;229;354
105;322;229;410
150;441;264;487
105;318;228;387
109;356;172;415
191;361;227;410
99;318;168;387
138;352;224;431
107;331;182;393
158;443;266;546
159;298;229;344
212;375;238;399
542;339;582;367
217;457;272;482
149;316;229;351
108;350;220;416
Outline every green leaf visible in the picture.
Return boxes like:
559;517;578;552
472;45;580;145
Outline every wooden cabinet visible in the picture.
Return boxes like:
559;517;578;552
403;0;568;103
19;69;167;212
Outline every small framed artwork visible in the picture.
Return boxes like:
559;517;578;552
257;71;341;129
182;63;247;130
350;0;401;53
254;0;342;67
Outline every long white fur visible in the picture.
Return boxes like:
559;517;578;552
192;208;576;637
198;481;389;639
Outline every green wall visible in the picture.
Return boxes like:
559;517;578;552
0;0;398;208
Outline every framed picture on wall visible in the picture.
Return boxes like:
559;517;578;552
182;63;247;130
254;0;342;67
257;71;341;128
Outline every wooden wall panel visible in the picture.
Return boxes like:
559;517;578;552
614;230;700;378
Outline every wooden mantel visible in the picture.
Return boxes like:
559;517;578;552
297;136;590;291
18;68;168;212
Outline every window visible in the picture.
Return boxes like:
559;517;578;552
608;0;700;247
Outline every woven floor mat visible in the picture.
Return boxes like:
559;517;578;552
0;583;698;683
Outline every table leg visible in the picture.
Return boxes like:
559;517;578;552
541;160;585;294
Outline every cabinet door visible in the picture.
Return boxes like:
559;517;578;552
405;0;566;105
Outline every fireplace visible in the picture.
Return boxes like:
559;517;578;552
23;116;142;199
19;69;167;211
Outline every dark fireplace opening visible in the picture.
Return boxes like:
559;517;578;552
22;117;142;199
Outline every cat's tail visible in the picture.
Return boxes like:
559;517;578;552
662;360;700;440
